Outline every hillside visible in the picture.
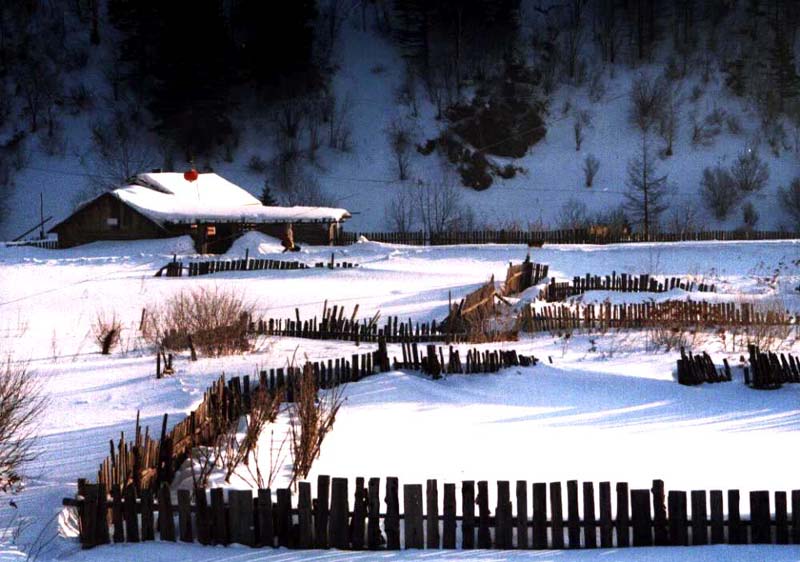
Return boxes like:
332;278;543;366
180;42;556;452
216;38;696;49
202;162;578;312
1;1;800;240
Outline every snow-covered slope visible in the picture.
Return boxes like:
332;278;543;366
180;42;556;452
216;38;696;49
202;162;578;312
3;11;800;241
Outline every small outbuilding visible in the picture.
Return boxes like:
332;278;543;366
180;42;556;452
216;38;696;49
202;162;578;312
49;172;351;252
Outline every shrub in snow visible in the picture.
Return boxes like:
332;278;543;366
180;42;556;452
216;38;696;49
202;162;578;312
699;165;737;220
742;201;759;230
146;287;254;357
731;148;769;193
779;178;800;224
583;154;600;187
0;360;45;493
459;151;493;190
726;114;742;135
92;310;122;355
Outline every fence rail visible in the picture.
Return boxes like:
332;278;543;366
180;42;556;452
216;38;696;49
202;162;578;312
336;229;800;247
156;254;358;278
68;475;800;550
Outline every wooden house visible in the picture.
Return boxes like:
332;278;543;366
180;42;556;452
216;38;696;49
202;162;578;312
49;172;351;252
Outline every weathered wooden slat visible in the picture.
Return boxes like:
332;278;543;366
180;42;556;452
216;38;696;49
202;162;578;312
442;483;456;549
426;479;440;549
177;489;193;543
384;477;400;550
367;478;382;549
792;490;800;545
495;481;511;549
709;490;724;544
257;489;273;548
276;488;292;548
550;482;565;549
210;487;227;545
123;484;140;543
631;489;652;547
297;482;313;549
599;482;613;548
567;480;580;548
315;476;329;548
775;491;789;545
404;484;424;549
329;478;349;549
583;482;597;548
728;490;745;545
750;491;771;544
140;488;154;541
690;490;707;545
516;481;529;549
195;488;211;545
615;483;630;547
462;481;476;550
477;481;491;549
652;480;668;546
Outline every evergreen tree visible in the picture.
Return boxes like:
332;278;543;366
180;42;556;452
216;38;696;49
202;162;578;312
261;181;278;206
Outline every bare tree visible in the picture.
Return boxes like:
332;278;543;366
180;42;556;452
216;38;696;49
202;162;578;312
87;110;157;197
323;92;353;151
731;148;769;193
583;154;600;187
699;165;737;219
624;134;669;240
658;86;679;156
0;359;46;493
779;178;800;225
16;55;62;133
557;197;590;229
417;177;465;235
386;118;414;180
629;73;667;133
384;188;416;233
573;109;592;151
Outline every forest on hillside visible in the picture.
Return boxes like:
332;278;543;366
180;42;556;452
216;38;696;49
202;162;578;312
0;0;799;235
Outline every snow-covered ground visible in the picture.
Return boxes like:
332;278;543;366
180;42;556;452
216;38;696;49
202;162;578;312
0;235;799;560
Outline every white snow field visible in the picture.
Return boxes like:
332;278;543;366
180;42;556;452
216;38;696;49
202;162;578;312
0;235;799;561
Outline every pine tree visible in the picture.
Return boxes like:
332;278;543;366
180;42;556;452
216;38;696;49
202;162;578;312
261;181;278;206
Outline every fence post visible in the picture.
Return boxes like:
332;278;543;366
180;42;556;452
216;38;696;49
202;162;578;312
461;481;475;550
330;478;349;549
257;489;273;548
443;483;456;549
426;480;440;548
367;478;382;549
550;482;565;549
690;490;708;545
630;489;652;546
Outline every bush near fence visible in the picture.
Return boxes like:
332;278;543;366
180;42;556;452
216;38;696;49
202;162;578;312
68;474;800;550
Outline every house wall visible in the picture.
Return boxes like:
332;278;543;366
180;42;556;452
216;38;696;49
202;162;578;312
52;195;164;248
256;222;337;246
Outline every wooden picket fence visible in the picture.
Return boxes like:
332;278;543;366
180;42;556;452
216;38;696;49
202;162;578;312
519;301;797;334
676;348;732;385
392;342;538;378
156;253;358;278
336;229;800;247
540;273;715;302
250;309;468;344
746;345;800;389
68;475;800;550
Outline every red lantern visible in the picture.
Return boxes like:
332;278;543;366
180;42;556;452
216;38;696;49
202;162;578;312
184;169;199;182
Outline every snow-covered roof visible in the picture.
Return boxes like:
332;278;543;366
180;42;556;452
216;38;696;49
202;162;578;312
55;173;351;229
